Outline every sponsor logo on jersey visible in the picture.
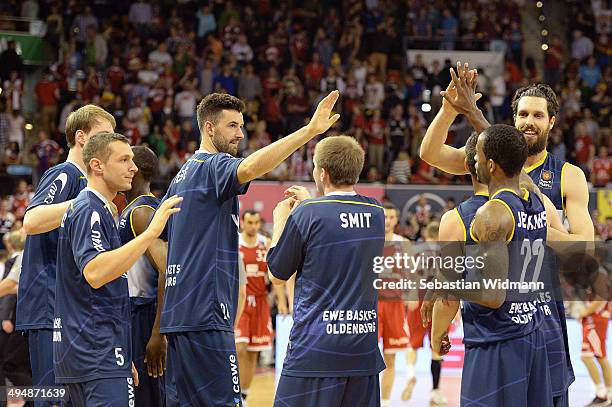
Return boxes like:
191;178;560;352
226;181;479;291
90;211;105;252
44;172;68;204
538;170;554;189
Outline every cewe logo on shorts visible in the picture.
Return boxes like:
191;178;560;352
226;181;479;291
229;354;240;394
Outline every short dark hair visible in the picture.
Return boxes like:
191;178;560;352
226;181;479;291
241;209;260;220
465;132;478;177
196;93;245;132
132;146;158;182
65;105;116;147
511;84;559;119
382;202;399;214
83;132;129;173
482;124;528;178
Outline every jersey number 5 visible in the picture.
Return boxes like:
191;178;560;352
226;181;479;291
115;347;125;366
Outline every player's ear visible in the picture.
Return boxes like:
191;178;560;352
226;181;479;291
89;157;103;175
75;130;86;147
549;115;555;130
205;120;214;136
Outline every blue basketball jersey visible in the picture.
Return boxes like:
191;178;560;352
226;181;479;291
117;194;160;301
17;161;87;331
455;193;489;245
267;192;386;377
526;151;567;220
160;150;249;334
54;188;132;383
462;189;547;345
527;151;576;396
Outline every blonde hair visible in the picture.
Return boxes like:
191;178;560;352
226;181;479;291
6;230;25;251
65;105;116;147
314;135;364;186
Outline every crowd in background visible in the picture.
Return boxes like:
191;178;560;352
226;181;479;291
0;0;609;246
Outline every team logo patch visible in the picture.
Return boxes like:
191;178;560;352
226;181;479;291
538;170;554;189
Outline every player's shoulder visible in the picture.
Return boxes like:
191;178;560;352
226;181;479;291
561;162;588;186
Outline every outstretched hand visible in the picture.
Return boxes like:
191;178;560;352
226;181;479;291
440;62;482;116
307;90;341;135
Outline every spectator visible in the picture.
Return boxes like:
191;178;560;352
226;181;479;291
320;67;345;94
550;130;567;161
29;130;63;181
439;8;458;50
174;84;197;123
0;42;22;84
304;52;325;91
20;0;39;19
9;180;31;221
366;109;386;174
3;71;23;112
71;5;98;44
0;199;14;250
196;4;217;47
149;42;173;73
231;34;254;65
571;29;594;61
387;151;412;184
85;25;108;68
34;69;60;135
364;74;385;111
128;0;153;31
591;145;611;187
387;104;409;160
212;64;236;95
579;56;602;89
6;107;24;150
237;64;262;101
544;35;565;84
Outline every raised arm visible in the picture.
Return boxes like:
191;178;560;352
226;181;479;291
237;91;340;184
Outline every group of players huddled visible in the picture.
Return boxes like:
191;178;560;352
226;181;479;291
9;59;608;407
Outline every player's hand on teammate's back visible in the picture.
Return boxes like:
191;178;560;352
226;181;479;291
284;185;312;202
306;90;341;135
144;333;167;378
147;195;183;238
2;320;13;334
440;62;482;116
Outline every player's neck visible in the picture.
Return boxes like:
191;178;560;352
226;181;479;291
323;184;355;195
241;232;258;245
66;147;86;174
472;179;488;195
87;177;117;204
524;149;547;168
126;183;150;204
487;176;520;197
199;138;217;154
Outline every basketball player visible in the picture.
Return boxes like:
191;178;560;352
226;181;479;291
236;209;288;405
53;133;181;406
159;91;340;406
268;135;385;407
378;202;410;407
420;64;590;405
17;105;115;406
436;124;554;406
580;299;611;406
117;146;167;406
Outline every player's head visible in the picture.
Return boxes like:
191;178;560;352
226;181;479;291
475;124;528;185
83;132;137;193
383;202;399;237
511;84;558;156
423;222;439;242
131;146;158;185
313;135;364;194
196;93;245;156
464;132;478;178
241;209;261;237
65;105;116;149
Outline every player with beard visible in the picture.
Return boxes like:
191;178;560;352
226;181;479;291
419;63;595;406
159;91;340;406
